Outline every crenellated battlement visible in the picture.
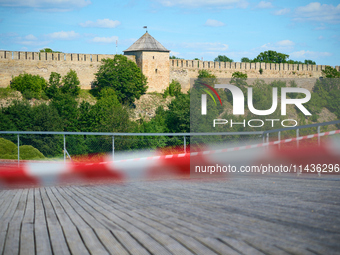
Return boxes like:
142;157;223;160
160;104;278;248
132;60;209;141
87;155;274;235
169;59;340;91
0;49;339;92
0;51;135;90
169;59;340;73
0;50;130;62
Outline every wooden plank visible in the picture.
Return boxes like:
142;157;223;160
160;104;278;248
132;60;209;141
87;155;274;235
94;179;340;254
74;185;184;254
112;231;151;255
0;190;17;221
169;233;217;255
50;187;109;255
3;189;28;255
0;176;339;254
0;189;22;254
81;186;194;255
195;236;241;255
61;187;129;255
20;189;35;255
0;190;9;206
45;187;90;255
66;186;157;255
34;188;52;255
95;229;130;255
218;236;265;255
40;188;70;255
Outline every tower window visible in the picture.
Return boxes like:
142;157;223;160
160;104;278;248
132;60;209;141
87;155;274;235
153;56;154;59
155;69;158;73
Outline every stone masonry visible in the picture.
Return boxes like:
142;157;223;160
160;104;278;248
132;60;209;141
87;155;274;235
0;33;339;92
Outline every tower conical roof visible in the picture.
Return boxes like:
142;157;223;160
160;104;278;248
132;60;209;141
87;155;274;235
124;32;169;52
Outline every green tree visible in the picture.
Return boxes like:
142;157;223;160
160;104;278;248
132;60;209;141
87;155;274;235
304;59;316;65
254;50;289;63
163;80;182;98
50;93;79;131
230;71;248;87
10;73;47;99
166;92;190;133
0;100;33;130
214;55;233;62
322;66;340;78
93;55;148;105
46;72;62;99
89;88;132;132
231;71;247;79
287;60;303;64
40;48;53;53
198;70;216;79
40;48;62;53
195;70;217;90
61;70;81;96
241;57;251;63
169;56;182;59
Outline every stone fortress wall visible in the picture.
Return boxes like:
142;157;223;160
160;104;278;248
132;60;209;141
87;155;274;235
169;59;340;91
1;50;339;92
0;51;135;90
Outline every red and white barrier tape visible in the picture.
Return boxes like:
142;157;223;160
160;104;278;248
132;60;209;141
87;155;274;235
0;129;339;188
113;129;340;162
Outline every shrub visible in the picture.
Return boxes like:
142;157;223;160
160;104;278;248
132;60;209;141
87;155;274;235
10;73;47;99
163;80;182;98
0;138;46;160
0;154;18;160
19;145;45;160
0;138;17;155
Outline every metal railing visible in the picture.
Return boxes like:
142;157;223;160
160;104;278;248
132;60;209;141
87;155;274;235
0;120;339;164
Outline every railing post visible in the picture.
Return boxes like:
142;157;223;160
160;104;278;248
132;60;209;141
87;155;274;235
63;134;66;164
184;136;186;153
296;129;299;148
278;131;281;150
112;135;115;161
262;133;265;144
17;134;20;166
266;133;269;149
317;126;320;146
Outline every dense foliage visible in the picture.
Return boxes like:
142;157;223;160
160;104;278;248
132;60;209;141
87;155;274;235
239;50;315;65
0;138;45;160
10;73;47;99
305;66;340;121
214;55;234;62
93;55;148;105
2;63;339;158
39;48;62;53
212;51;315;65
163;80;182;98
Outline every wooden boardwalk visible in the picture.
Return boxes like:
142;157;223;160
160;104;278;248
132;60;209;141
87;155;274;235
0;175;339;255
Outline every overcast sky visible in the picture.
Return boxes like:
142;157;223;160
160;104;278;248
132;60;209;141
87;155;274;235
0;0;339;66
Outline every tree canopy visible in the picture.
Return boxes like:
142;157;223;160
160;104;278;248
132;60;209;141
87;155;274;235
254;50;289;63
39;48;62;53
214;55;234;62
93;55;148;105
10;73;47;99
169;56;183;59
240;50;316;65
322;66;340;78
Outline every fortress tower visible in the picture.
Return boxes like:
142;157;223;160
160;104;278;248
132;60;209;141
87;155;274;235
124;32;170;92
